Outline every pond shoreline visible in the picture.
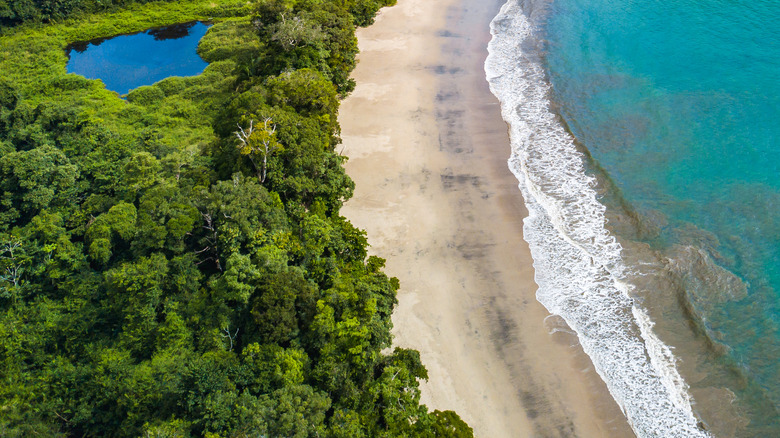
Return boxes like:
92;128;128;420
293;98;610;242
65;20;214;55
65;21;212;96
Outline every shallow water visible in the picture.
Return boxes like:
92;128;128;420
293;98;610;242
66;21;211;95
487;0;780;435
544;0;780;432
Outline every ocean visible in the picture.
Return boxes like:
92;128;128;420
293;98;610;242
485;0;780;436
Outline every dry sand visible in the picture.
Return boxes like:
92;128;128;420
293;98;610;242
339;0;636;436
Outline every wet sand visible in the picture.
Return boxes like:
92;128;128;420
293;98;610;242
339;0;636;436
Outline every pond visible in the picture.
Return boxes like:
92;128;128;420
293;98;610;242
66;21;212;95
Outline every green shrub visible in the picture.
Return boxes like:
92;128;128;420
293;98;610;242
126;85;166;106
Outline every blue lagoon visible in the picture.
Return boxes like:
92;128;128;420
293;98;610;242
66;21;211;95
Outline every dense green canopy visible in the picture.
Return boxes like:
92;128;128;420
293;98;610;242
0;0;473;436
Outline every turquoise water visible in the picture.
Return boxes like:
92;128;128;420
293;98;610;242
66;21;211;95
542;0;780;433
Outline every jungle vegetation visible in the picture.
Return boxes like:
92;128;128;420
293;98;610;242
0;0;473;436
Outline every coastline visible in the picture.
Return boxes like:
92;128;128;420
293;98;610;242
339;0;635;436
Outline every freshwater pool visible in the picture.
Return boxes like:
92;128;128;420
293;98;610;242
66;21;211;95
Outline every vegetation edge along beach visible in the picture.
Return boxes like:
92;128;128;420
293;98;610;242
0;0;474;436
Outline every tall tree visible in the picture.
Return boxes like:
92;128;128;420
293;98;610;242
235;117;283;184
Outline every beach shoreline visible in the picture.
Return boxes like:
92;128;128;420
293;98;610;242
339;0;635;436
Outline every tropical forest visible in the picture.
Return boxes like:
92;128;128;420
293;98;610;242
0;0;472;436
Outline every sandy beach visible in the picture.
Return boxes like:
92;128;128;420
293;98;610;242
339;0;635;436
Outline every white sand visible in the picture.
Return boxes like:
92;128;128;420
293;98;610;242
340;0;635;436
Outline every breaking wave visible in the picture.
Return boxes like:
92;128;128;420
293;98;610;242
485;1;710;436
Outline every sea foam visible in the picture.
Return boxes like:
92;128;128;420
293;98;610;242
484;1;710;436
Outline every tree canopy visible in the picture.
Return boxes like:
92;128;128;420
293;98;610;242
0;0;472;437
